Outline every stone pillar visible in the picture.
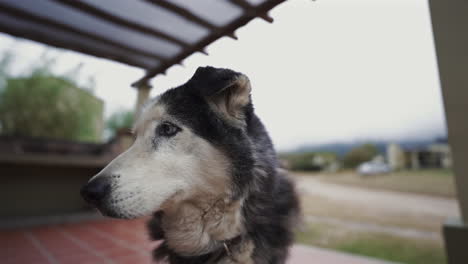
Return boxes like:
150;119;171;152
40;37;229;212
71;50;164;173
410;151;420;170
429;1;468;263
134;82;152;119
387;143;405;170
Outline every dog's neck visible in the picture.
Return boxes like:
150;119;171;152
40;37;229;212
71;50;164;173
155;193;252;262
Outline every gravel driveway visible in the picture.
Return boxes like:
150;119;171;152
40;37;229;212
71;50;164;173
295;175;459;219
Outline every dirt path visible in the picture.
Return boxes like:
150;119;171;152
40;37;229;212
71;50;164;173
305;215;441;241
295;175;459;219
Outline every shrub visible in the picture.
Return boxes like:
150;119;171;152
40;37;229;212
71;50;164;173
0;72;103;142
105;109;134;139
280;152;337;171
342;143;379;168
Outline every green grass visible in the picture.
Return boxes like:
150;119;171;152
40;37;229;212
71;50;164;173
296;223;446;264
299;194;446;232
312;169;455;197
337;236;446;264
294;169;453;263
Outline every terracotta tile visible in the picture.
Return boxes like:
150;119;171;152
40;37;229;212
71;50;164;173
31;229;88;259
0;219;394;264
3;258;50;264
56;255;105;264
3;254;47;264
103;247;138;259
115;254;154;264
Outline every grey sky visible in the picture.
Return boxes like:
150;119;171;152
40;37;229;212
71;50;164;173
0;0;447;151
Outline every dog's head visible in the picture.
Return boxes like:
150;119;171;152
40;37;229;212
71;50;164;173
81;67;253;219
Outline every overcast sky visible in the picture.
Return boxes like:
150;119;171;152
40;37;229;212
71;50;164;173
0;0;447;151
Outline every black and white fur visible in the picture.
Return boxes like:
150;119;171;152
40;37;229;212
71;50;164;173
81;67;300;264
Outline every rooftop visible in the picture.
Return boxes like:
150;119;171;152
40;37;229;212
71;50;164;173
0;0;285;86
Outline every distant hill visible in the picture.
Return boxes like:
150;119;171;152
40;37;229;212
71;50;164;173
290;139;442;157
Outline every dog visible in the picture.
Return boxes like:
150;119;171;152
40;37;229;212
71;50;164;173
81;66;300;264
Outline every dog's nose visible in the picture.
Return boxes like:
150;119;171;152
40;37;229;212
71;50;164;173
81;177;111;206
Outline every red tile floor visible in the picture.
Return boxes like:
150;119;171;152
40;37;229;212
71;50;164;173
0;218;396;264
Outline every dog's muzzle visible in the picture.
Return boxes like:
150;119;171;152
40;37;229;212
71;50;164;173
80;176;111;207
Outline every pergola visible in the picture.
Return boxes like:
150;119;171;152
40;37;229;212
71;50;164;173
0;0;285;112
1;1;467;263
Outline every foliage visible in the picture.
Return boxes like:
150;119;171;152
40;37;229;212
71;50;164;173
319;169;455;197
0;73;102;141
336;235;446;264
0;49;102;142
296;223;446;264
105;109;134;139
279;152;337;171
0;50;13;80
342;143;379;168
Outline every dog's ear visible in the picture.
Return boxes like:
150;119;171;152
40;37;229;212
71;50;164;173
187;66;251;123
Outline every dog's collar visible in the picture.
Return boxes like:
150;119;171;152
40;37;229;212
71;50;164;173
223;242;232;257
222;235;242;256
207;235;243;263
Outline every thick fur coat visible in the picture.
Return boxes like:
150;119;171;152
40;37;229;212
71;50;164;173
81;67;300;264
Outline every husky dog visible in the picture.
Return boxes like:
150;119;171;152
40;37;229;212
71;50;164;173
81;67;300;264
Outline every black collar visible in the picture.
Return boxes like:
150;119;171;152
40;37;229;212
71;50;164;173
206;235;243;263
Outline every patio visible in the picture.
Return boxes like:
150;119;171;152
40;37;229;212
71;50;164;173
0;217;396;264
0;0;467;263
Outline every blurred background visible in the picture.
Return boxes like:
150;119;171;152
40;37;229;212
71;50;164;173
0;0;464;264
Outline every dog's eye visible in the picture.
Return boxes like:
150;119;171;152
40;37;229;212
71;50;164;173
157;122;181;137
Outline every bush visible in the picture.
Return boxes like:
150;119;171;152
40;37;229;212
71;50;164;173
280;152;337;171
105;109;134;139
0;72;103;142
0;49;102;142
342;143;379;168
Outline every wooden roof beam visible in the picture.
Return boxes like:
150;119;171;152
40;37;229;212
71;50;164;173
144;0;218;31
229;0;274;23
52;0;189;48
133;0;286;87
0;21;149;69
229;0;253;9
0;3;165;62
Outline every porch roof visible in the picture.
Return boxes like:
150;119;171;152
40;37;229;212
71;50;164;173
0;0;284;87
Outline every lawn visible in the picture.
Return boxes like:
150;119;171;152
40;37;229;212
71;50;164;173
293;169;456;264
296;222;446;264
299;193;447;232
314;169;455;197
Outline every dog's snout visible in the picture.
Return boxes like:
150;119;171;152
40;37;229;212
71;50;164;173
81;176;111;206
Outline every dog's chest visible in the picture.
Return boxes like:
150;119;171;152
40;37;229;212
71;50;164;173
161;197;244;257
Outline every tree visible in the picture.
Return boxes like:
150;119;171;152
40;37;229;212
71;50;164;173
105;109;134;139
279;152;337;171
0;50;103;142
342;143;379;168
